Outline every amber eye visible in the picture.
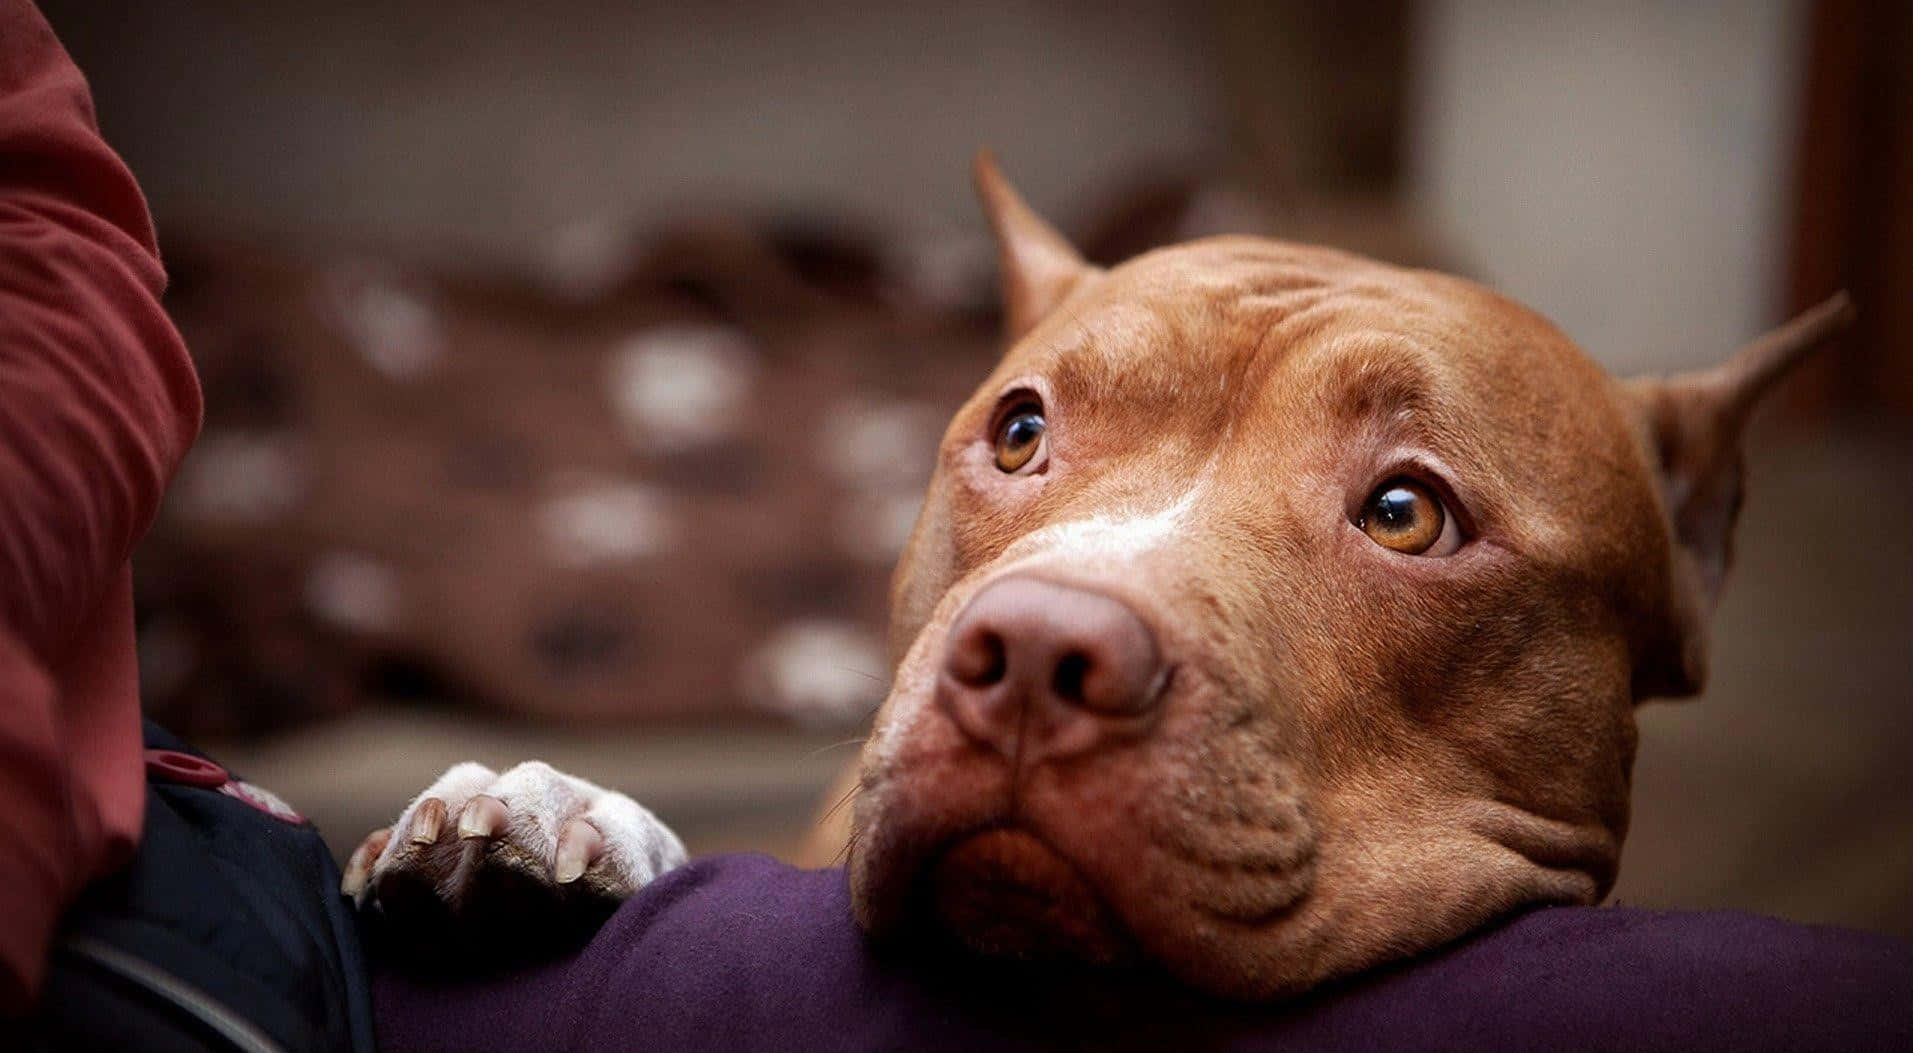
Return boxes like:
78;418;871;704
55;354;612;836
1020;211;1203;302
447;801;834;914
993;405;1047;473
1359;478;1449;555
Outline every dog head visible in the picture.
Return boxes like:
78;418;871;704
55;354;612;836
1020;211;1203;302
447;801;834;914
846;156;1852;998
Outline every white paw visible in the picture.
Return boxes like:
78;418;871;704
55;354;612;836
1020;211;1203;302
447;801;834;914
343;761;686;962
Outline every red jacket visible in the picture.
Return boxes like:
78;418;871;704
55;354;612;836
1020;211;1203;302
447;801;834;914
0;0;202;1011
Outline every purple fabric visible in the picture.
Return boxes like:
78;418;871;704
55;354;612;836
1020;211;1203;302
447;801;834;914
374;853;1913;1052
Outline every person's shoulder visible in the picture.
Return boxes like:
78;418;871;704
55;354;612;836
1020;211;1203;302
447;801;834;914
442;865;1913;1053
592;853;873;995
1289;905;1913;1052
615;852;849;937
1495;904;1913;979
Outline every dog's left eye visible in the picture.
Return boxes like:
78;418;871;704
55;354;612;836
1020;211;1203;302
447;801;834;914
1359;478;1462;556
993;404;1047;473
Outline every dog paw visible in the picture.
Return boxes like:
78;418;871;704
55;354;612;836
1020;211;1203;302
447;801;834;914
343;761;686;966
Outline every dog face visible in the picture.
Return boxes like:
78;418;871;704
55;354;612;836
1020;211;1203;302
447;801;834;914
845;158;1851;998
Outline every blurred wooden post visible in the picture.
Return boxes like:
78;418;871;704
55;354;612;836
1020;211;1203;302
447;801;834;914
1784;0;1913;420
1209;0;1411;203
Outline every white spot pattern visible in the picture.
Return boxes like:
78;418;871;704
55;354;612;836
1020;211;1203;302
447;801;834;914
537;478;675;568
305;551;403;633
173;432;305;525
742;619;885;727
606;325;756;451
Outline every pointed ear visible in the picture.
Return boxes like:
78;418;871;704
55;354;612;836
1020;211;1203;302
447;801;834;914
972;151;1093;340
1625;293;1855;696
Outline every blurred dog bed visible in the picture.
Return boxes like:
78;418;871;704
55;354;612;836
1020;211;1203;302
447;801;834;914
135;178;1446;737
139;214;997;736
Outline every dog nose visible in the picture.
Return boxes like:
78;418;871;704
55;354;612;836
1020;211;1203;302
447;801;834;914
938;575;1164;762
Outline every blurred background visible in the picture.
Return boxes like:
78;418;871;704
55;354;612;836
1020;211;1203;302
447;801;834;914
39;1;1911;932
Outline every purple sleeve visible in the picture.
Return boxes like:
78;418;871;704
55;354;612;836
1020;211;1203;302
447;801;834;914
375;853;1913;1053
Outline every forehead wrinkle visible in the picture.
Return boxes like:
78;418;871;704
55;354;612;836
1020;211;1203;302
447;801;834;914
1233;274;1433;405
1040;245;1384;394
1048;300;1210;414
1319;339;1441;429
1273;331;1478;470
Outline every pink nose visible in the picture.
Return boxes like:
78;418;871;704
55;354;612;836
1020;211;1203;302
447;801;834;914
937;575;1165;764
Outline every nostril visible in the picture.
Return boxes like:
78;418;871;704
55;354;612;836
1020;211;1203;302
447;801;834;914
1051;651;1090;704
942;574;1165;734
948;628;1008;687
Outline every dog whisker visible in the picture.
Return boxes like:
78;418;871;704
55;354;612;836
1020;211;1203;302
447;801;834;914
799;737;868;762
829;664;890;688
819;782;863;827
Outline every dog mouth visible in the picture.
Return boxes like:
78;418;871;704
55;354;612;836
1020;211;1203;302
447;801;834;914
852;751;1324;995
918;826;1140;967
851;637;1322;990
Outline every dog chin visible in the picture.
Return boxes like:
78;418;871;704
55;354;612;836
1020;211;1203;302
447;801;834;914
922;827;1139;967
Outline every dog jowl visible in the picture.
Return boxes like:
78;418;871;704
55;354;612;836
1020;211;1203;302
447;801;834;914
353;156;1852;1000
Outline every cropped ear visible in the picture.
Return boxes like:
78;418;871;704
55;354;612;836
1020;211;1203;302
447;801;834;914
1624;293;1855;697
972;151;1093;340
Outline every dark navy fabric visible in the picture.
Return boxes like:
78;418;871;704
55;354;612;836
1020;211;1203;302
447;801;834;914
31;722;376;1053
374;853;1913;1052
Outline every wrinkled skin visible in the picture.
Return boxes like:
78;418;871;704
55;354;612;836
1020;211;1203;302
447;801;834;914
839;161;1850;999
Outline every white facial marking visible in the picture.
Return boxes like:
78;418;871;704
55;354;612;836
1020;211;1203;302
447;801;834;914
998;478;1206;572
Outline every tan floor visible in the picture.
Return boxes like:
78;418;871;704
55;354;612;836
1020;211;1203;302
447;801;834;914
203;712;857;863
203;423;1913;937
1614;423;1913;936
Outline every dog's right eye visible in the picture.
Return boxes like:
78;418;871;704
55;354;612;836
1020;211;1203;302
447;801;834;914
1358;477;1461;556
992;402;1047;473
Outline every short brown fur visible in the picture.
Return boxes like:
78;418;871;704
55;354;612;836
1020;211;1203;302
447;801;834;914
809;156;1852;999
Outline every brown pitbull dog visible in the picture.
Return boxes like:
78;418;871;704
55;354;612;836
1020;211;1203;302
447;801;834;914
350;156;1853;999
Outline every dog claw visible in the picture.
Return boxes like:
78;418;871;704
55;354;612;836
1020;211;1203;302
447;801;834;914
554;818;604;884
409;799;446;845
458;795;507;840
341;828;391;898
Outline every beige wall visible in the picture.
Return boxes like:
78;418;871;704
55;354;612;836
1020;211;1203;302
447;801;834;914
1409;0;1806;375
54;0;1221;264
55;0;1809;373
